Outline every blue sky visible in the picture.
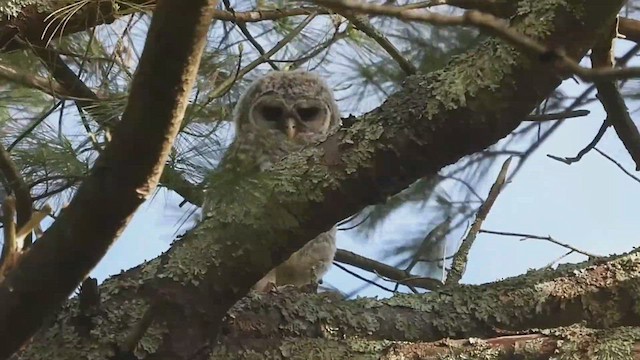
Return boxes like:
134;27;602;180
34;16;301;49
82;23;640;300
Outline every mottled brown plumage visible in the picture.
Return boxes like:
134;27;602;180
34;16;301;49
206;70;340;291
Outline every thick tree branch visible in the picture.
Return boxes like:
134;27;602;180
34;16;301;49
6;0;627;359
131;0;624;353
0;0;218;357
16;246;640;359
590;21;640;170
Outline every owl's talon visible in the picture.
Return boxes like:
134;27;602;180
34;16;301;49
263;281;278;293
299;282;319;294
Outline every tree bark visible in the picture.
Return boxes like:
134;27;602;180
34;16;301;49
3;0;629;359
0;0;218;358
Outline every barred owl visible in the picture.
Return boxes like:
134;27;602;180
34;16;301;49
207;70;341;291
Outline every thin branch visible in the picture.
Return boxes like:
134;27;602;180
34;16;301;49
345;13;416;75
0;1;219;357
222;0;279;70
117;302;158;353
332;262;397;294
509;43;640;181
524;110;590;122
591;19;640;171
0;62;84;100
314;1;640;82
0;144;32;246
547;119;608;165
594;82;640;171
0;2;327;53
446;157;511;285
594;147;640;184
29;35;200;208
207;12;318;101
479;229;601;258
335;249;442;291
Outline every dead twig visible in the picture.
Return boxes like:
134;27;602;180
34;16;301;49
335;249;442;291
594;147;640;184
547;119;608;165
479;229;601;258
446;157;511;285
524;110;589;122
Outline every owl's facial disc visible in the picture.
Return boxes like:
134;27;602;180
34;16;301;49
251;97;329;141
292;101;329;135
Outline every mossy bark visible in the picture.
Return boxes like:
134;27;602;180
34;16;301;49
4;0;630;359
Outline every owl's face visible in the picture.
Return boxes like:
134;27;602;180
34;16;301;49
234;71;340;144
250;95;331;142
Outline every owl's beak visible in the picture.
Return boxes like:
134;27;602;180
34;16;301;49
285;118;297;139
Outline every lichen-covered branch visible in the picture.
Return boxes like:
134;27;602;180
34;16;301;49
5;0;628;359
446;157;511;284
14;245;640;359
210;325;640;359
138;0;624;354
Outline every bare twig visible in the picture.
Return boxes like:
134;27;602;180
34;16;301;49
345;13;416;75
207;12;318;101
332;262;397;294
446;157;511;285
524;110;590;122
335;249;442;291
222;0;279;70
509;44;640;181
594;147;640;184
547;119;608;165
479;229;601;258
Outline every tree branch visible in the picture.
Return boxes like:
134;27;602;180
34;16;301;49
0;2;326;54
0;0;218;357
0;144;31;242
6;0;627;358
131;0;625;351
446;157;511;284
334;249;442;291
0;62;79;100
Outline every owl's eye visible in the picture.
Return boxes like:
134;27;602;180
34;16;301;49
296;106;321;122
259;105;284;122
